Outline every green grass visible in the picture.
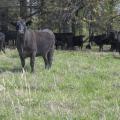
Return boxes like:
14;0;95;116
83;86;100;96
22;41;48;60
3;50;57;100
0;49;120;120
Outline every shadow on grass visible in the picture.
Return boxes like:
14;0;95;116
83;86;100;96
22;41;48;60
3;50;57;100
113;55;120;59
113;53;120;59
0;66;30;74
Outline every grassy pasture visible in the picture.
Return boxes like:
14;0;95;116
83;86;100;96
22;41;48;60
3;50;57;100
0;48;120;120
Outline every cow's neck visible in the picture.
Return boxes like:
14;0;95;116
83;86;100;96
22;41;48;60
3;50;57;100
17;30;26;53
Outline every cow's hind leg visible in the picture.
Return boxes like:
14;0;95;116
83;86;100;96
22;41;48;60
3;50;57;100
2;42;5;53
119;46;120;54
47;50;54;68
43;54;49;69
2;48;5;53
30;52;36;72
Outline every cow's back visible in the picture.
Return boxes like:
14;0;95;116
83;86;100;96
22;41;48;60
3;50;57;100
35;30;55;55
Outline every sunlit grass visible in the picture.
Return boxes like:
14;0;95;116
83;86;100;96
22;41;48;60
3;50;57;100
0;49;120;120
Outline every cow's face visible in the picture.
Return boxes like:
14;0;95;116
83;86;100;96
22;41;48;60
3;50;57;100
16;20;26;34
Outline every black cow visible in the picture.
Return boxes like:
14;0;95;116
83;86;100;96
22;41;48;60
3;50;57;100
16;19;55;72
54;33;74;49
117;32;120;54
0;32;5;53
108;31;118;51
108;31;120;53
89;34;111;51
5;31;17;46
72;35;85;50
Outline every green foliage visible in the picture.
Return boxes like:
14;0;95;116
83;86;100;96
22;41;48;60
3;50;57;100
0;0;120;33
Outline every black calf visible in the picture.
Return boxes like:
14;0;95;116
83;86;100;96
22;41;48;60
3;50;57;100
89;34;110;51
54;33;74;49
72;35;85;50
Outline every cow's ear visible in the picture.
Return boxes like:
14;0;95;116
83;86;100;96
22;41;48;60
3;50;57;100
26;20;32;26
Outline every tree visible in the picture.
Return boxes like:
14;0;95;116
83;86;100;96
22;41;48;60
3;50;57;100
0;0;120;34
19;0;27;18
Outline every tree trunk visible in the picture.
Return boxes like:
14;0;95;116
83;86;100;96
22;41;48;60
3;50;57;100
29;0;32;15
61;20;72;33
72;18;76;35
20;0;27;18
0;7;8;32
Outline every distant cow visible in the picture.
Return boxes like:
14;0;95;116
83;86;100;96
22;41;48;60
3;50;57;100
0;32;5;53
54;33;74;49
114;31;120;54
89;34;110;51
72;35;85;50
5;31;17;46
117;32;120;54
108;31;117;51
16;19;55;72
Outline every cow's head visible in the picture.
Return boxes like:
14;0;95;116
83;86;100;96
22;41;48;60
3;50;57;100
16;18;27;34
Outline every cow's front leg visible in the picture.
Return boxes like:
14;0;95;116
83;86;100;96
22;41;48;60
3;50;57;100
20;55;25;72
80;44;83;50
30;52;36;72
47;50;54;69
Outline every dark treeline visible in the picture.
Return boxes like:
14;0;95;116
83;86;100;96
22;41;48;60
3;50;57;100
0;0;120;36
